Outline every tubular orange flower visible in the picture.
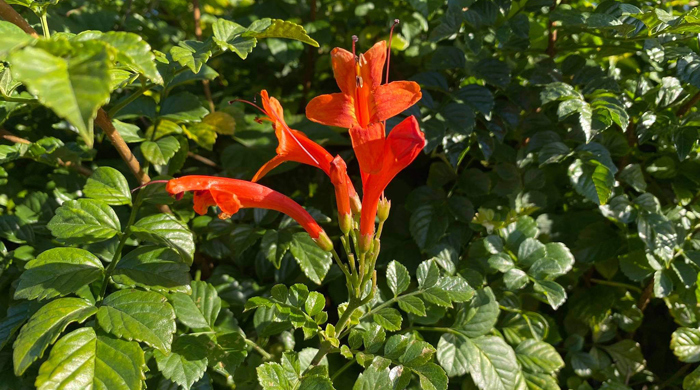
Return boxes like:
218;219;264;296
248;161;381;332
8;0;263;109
306;41;422;129
359;116;425;251
330;156;352;234
250;90;361;213
166;175;333;251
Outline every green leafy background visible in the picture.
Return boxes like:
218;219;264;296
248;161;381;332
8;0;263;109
1;0;700;389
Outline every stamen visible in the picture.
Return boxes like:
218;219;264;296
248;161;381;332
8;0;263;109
385;19;400;85
351;35;358;58
229;98;268;117
131;179;170;193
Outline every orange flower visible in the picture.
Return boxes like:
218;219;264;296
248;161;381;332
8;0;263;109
251;90;361;213
358;116;425;251
306;41;422;129
167;176;333;251
329;156;352;234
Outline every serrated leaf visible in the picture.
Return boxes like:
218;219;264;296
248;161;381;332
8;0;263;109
569;158;614;205
15;247;104;300
131;213;195;264
672;327;700;363
410;204;449;250
515;340;564;374
289;232;332;285
212;19;257;59
170;39;213;74
398;295;427;316
414;363;448;390
140;135;180;165
10;42;112;148
13;298;97;375
155;334;209;389
373;308;403;331
601;340;646;378
97;289;176;352
0;302;39;351
47;199;121;244
113;246;191;293
35;327;146;390
261;230;293;269
437;333;524;390
247;18;319;47
83;166;131;206
387;260;411;296
0;21;34;55
417;260;440;289
170;281;221;331
454;287;500;337
533;280;567;310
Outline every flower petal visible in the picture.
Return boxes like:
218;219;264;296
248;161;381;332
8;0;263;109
209;188;242;218
349;122;385;175
252;155;287;182
306;93;357;128
193;190;216;215
260;90;285;125
361;41;386;90
331;47;356;95
372;81;422;123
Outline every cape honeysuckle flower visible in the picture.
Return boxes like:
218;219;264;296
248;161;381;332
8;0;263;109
249;90;361;213
305;41;421;130
166;175;333;251
358;116;425;251
330;156;352;234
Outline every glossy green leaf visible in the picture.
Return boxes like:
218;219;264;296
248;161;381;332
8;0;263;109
387;260;411;296
47;199;121;244
112;246;191;293
131;213;195;264
83;167;131;206
289;232;332;285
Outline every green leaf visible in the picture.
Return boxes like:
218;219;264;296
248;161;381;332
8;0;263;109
112;246;191;293
0;302;39;351
257;362;294;389
155;334;209;389
76;30;162;84
672;328;700;363
653;269;673;298
97;289;176;352
413;363;448;390
515;340;564;374
83;166;131;206
161;92;209;122
35;327;146;390
504;269;528;290
15;247;104;300
533;280;567;310
453;287;499;337
410;204;449;250
529;243;575;280
140;135;180;165
184;122;218;150
246;18;319;47
213;18;258;59
398;295;427;316
131;213;195;264
261;230;293;268
47;199;121;244
170;281;221;331
289;232;332;285
601;340;646;378
299;375;334;390
417;260;440;289
373;308;403;331
10;41;112;148
170;39;213;74
437;334;524;390
684;366;700;390
569;158;615;205
13;298;97;375
305;292;325;317
387;260;411;296
0;21;34;55
0;215;35;244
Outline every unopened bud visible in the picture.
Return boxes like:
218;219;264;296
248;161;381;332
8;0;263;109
359;233;372;253
314;231;334;252
377;198;391;222
339;212;352;235
350;193;362;214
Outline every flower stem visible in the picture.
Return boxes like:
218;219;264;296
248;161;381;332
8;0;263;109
39;11;49;38
245;339;272;360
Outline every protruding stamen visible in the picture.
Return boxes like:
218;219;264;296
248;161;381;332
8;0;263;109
385;19;400;85
351;35;358;58
229;98;268;117
131;179;170;193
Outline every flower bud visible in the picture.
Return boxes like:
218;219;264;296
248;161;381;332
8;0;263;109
359;233;372;253
339;212;352;235
377;198;391;222
350;193;362;214
314;231;334;252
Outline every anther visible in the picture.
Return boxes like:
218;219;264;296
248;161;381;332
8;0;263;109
351;35;358;58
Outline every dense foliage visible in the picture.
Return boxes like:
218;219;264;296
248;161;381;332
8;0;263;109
2;0;700;389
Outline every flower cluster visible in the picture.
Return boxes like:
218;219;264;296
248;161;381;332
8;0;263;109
166;39;424;256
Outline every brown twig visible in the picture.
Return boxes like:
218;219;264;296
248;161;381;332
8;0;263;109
187;151;218;168
546;3;558;57
192;0;214;112
0;1;38;37
676;91;700;118
0;129;92;176
637;280;654;311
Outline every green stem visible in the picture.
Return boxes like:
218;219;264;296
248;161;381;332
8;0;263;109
39;11;49;38
589;278;643;293
97;194;143;302
331;360;355;382
245;339;272;360
309;298;360;367
0;95;37;103
410;326;461;335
